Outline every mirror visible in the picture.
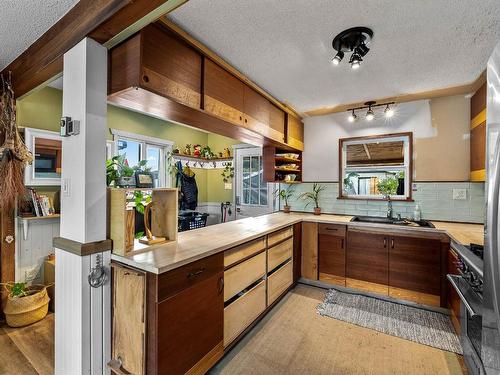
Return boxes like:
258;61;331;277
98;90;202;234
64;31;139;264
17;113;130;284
24;128;62;186
339;133;412;200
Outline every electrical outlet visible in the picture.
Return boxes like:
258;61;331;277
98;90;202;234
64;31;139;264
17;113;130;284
452;188;467;200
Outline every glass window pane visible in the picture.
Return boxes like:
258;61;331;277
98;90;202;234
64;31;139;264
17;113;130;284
146;146;160;172
243;157;250;172
260;189;267;205
243;172;250;188
251;173;259;188
250;189;259;205
251;156;259;174
243;189;250;204
117;139;141;168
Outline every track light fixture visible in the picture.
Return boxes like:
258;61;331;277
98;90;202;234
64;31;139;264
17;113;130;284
331;27;373;69
348;109;357;122
346;101;396;123
332;51;344;65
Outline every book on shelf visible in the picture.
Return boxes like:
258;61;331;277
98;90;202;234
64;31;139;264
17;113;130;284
24;188;56;217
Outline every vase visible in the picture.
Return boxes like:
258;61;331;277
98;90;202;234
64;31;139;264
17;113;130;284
283;205;291;213
314;207;321;215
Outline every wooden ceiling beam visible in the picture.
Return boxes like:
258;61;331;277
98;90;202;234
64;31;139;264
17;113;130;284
304;70;487;117
2;0;188;98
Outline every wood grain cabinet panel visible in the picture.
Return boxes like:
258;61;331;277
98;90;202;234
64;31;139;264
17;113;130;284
346;229;388;287
447;248;461;334
268;260;293;305
224;252;266;301
204;58;245;125
224;236;266;268
388;235;441;296
140;23;202;109
287;114;304;151
301;222;318;280
268;225;293;247
470;82;486;181
268;237;293;272
269;103;286;143
318;225;346;286
156;272;223;375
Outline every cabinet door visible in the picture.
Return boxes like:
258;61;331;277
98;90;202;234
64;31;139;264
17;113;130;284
301;222;318;280
287;114;304;151
269;103;286;143
318;225;346;286
389;235;441;296
243;85;270;130
141;24;202;109
156;272;224;374
346;230;388;292
204;58;245;125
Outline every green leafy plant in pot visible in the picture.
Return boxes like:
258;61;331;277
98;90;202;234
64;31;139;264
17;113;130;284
106;154;135;187
299;183;326;215
376;175;400;218
275;184;296;213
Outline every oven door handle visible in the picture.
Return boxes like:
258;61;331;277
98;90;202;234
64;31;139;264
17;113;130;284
447;274;480;317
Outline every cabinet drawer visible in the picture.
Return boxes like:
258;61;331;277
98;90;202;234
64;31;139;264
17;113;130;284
268;260;293;305
318;223;346;236
267;237;293;272
268;226;293;247
224;237;266;268
224;252;266;301
224;279;266;347
157;253;223;302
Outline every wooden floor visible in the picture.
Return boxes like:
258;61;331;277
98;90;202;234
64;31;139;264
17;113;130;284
0;314;54;375
211;285;467;375
0;287;467;375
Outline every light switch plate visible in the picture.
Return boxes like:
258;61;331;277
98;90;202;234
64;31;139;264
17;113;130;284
452;188;467;200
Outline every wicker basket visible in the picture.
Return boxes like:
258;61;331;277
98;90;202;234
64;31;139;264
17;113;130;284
3;284;50;327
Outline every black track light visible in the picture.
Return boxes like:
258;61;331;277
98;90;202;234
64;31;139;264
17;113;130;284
332;51;344;66
349;52;362;70
348;109;357;122
356;43;370;57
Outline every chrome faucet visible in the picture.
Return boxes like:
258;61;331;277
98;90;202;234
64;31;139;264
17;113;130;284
386;198;393;219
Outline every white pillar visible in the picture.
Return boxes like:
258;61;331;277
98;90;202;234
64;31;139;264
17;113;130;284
55;37;110;375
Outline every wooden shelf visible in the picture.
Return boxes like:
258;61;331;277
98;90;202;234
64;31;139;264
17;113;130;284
274;167;301;173
275;157;301;163
18;214;60;221
276;180;301;184
172;154;232;162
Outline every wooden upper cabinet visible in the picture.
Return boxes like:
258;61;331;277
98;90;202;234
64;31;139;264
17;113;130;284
470;82;486;181
140;24;202;109
204;59;244;125
287;114;304;151
269;103;286;143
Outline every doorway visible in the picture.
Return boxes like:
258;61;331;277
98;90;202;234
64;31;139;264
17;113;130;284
234;146;275;220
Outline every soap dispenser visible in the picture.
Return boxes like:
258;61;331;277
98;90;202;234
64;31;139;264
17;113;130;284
413;203;421;221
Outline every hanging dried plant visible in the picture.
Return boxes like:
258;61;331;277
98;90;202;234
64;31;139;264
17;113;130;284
0;73;33;209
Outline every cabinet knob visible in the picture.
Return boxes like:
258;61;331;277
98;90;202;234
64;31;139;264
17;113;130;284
244;118;248;123
142;75;149;83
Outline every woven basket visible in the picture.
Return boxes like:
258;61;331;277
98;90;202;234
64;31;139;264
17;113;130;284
3;284;50;327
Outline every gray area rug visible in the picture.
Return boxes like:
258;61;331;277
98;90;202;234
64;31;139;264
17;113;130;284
317;289;462;354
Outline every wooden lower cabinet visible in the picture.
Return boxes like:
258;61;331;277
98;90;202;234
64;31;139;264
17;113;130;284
346;229;389;290
301;222;319;280
318;224;346;286
268;260;293;305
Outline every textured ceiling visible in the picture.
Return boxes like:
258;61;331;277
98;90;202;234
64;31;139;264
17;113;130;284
0;0;78;71
169;0;500;113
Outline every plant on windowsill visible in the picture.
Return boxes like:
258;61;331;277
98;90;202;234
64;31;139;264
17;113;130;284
299;183;326;215
106;154;135;187
376;175;399;218
275;184;296;213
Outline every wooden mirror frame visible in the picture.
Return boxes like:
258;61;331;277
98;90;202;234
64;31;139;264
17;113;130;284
338;132;413;201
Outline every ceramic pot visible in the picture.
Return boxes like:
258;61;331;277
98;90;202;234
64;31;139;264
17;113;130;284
117;176;136;188
283;205;291;213
314;207;321;215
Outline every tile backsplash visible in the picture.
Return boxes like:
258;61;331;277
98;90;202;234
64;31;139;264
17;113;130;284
280;182;485;224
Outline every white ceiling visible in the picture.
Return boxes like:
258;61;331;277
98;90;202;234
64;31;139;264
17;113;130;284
169;0;500;113
0;0;78;71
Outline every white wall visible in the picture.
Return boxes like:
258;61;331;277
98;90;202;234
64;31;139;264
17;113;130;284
303;96;470;182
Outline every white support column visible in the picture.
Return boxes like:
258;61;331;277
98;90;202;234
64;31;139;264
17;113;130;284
55;37;110;375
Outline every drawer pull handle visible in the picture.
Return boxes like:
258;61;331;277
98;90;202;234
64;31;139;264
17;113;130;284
218;277;224;294
325;227;338;231
187;268;205;278
341;239;344;249
384;238;387;248
391;238;394;249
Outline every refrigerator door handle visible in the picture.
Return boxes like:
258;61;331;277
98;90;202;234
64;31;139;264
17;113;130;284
487;136;500;333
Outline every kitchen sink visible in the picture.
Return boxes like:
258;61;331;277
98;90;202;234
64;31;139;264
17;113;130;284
350;216;435;228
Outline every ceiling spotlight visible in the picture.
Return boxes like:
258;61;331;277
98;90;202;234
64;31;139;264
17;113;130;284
366;107;374;121
348;110;357;122
331;27;373;69
332;51;344;65
384;104;394;118
349;52;362;70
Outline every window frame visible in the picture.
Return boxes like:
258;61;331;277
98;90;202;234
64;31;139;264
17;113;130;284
110;129;173;188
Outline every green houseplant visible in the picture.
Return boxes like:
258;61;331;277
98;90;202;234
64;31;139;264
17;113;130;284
275;185;296;213
299;183;326;215
377;175;400;218
106;154;135;187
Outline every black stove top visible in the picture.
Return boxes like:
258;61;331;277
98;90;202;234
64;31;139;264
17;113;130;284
465;243;484;260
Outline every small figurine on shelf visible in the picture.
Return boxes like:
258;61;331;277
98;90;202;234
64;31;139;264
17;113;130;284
184;144;191;155
193;144;202;157
218;151;224;158
173;147;180;154
222;148;231;158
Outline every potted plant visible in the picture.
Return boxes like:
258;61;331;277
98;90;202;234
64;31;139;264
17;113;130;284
275;185;296;213
106;154;135;187
2;282;50;327
299;183;325;215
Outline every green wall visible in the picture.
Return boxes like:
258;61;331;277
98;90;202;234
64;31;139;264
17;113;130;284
17;87;237;204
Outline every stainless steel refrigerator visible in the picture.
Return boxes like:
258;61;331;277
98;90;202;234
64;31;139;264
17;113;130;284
484;40;500;375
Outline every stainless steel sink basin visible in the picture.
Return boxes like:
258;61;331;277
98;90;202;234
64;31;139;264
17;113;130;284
350;216;435;228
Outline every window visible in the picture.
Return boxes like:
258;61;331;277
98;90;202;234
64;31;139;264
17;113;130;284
242;155;267;206
110;129;173;188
